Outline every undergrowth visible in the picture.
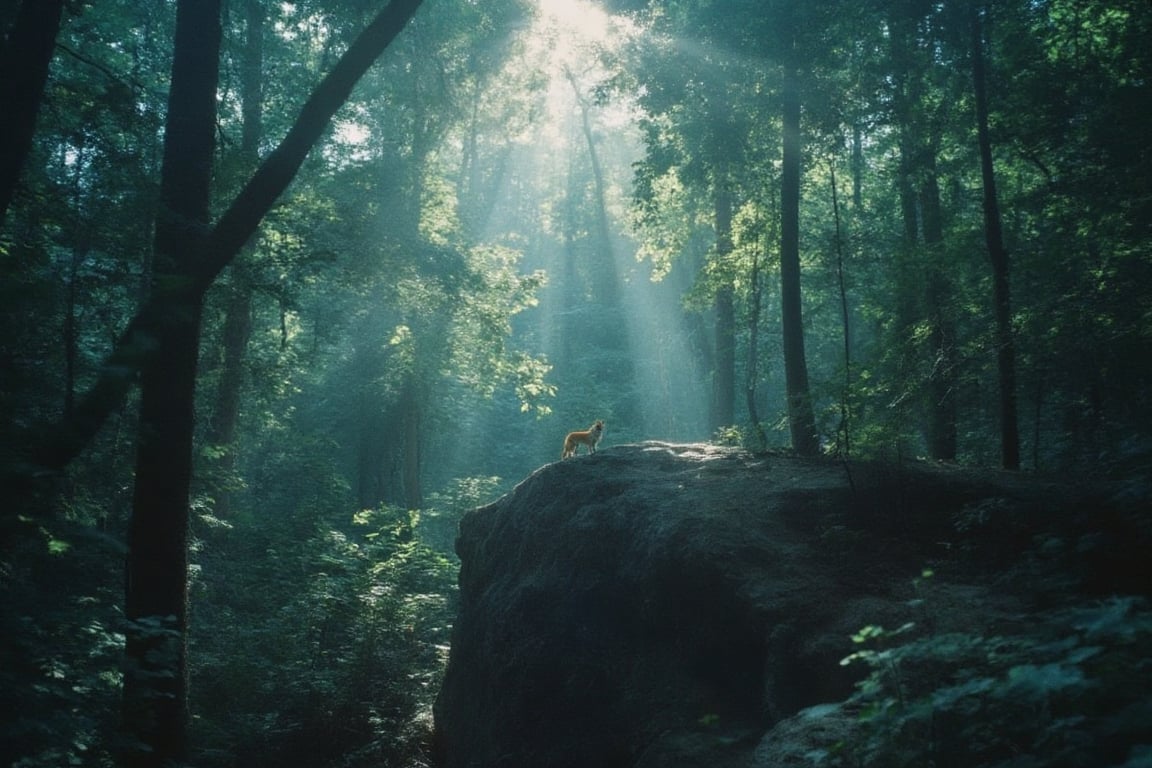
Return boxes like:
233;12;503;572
829;595;1152;767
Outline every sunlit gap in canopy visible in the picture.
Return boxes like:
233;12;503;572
535;0;620;51
437;0;710;481
530;1;710;443
520;0;708;441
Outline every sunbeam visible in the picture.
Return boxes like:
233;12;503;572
431;0;714;483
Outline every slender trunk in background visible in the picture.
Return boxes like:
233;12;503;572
206;279;253;515
887;7;921;248
828;161;852;458
564;66;619;309
779;62;819;456
887;5;922;430
712;175;735;430
207;0;264;517
64;138;91;420
122;1;221;765
745;226;766;451
851;121;863;210
887;3;959;459
352;331;394;509
239;0;265;160
559;177;580;364
357;424;380;509
64;237;92;420
402;381;423;510
0;0;67;229
920;162;958;461
971;3;1020;470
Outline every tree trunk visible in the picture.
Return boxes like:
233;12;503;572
402;381;423;510
564;66;618;308
206;278;253;516
779;63;819;456
121;0;221;764
64;138;92;420
712;176;735;430
971;3;1020;470
745;229;766;451
206;0;264;517
920;165;958;461
238;0;265;159
851;121;863;210
0;0;67;229
64;236;92;421
888;4;958;461
829;160;852;458
357;413;384;509
123;300;204;768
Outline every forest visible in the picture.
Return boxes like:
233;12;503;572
1;0;1149;765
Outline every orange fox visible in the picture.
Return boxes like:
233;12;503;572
562;420;604;459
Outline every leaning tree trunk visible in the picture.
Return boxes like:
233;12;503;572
121;0;221;765
779;62;819;456
971;2;1020;470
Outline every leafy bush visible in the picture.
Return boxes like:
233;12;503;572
840;596;1152;768
191;505;457;768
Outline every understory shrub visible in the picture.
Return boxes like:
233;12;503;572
838;596;1152;768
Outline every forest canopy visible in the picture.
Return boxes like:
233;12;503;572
1;0;1149;765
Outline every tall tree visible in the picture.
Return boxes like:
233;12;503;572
44;0;427;761
778;51;819;456
884;0;959;461
626;6;758;437
121;0;221;762
970;2;1019;470
920;157;958;461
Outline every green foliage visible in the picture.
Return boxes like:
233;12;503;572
191;503;458;768
421;475;506;553
447;244;554;415
712;424;746;447
0;516;124;768
838;597;1152;767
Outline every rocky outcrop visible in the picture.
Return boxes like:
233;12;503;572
432;442;1148;768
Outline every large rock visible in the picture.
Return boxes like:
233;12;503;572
432;442;1146;767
